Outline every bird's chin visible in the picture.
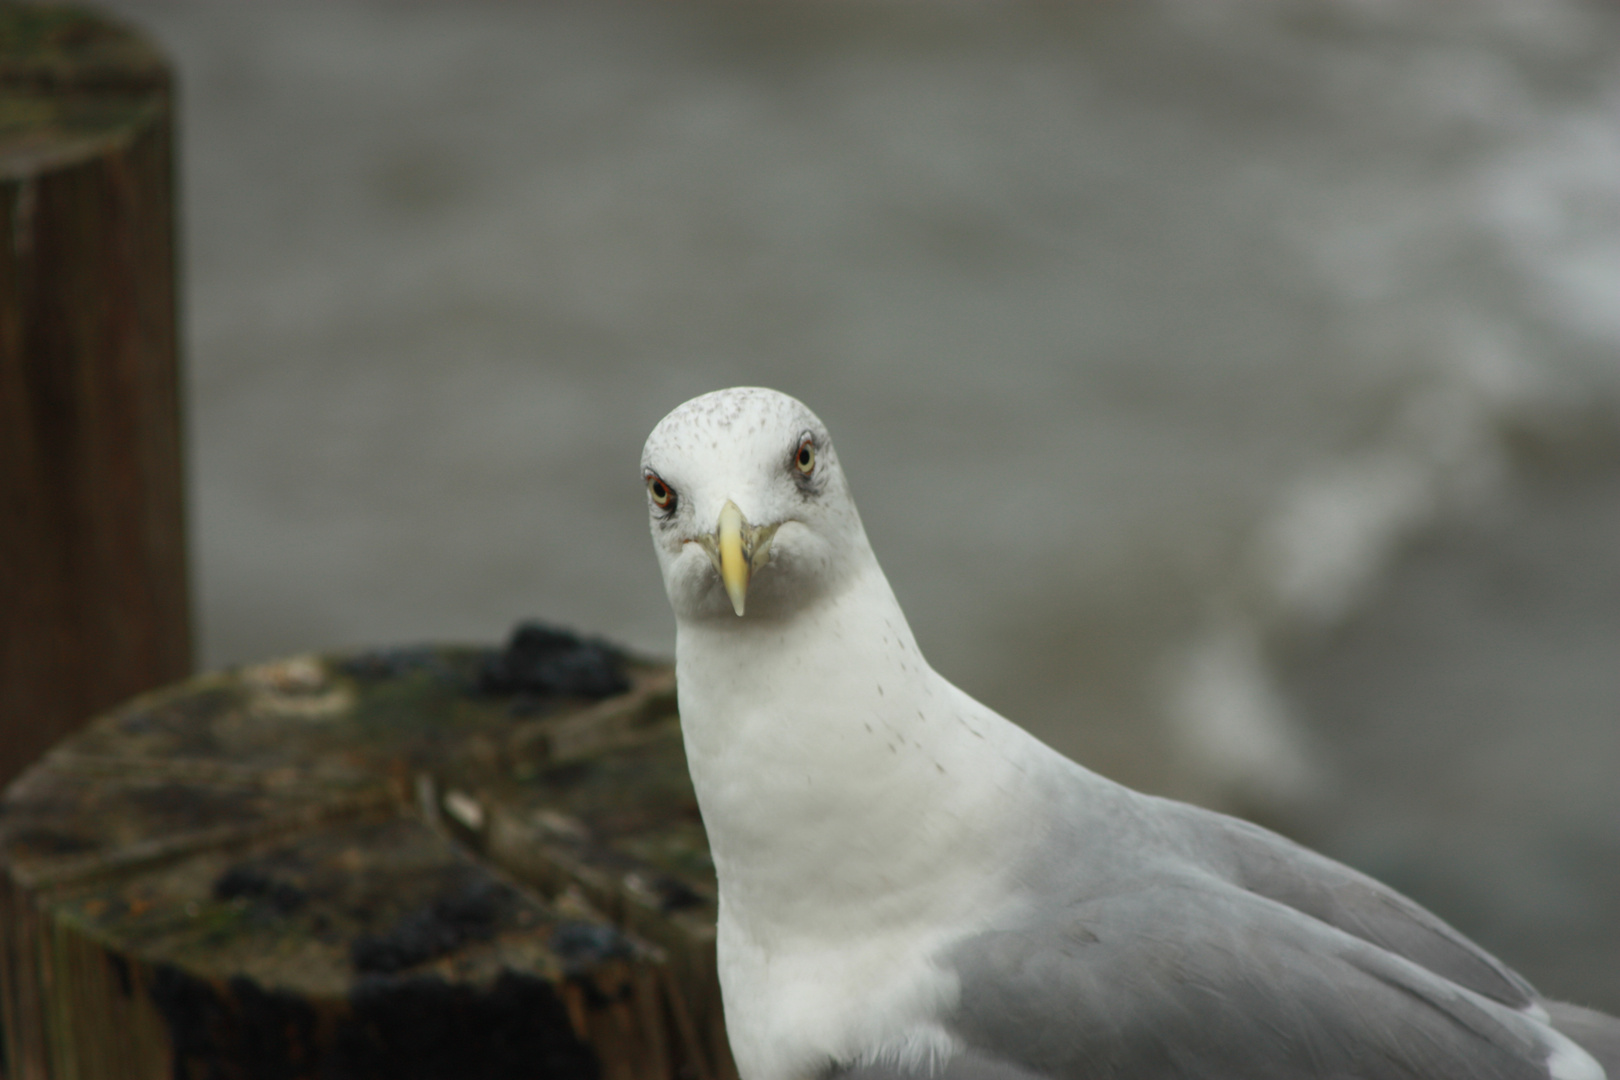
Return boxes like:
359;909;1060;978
676;579;750;623
663;546;728;622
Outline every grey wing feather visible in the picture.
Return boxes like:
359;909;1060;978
838;1051;1047;1080
943;879;1556;1080
1546;1003;1620;1078
1155;797;1540;1010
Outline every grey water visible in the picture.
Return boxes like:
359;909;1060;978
101;0;1620;1009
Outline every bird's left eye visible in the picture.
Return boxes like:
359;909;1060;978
794;437;816;475
645;471;677;511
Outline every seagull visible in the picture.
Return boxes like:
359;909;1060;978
640;386;1618;1080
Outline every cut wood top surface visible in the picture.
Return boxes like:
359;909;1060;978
0;629;724;1078
0;3;169;176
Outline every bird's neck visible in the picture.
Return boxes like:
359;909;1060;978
674;562;1036;946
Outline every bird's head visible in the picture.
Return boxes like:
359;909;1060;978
641;387;871;623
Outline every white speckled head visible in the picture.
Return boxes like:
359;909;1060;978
641;387;874;623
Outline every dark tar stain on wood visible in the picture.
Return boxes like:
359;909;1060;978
478;622;633;705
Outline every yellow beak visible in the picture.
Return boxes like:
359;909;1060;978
718;500;750;616
706;500;778;617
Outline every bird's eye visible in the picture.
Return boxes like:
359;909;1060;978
794;437;816;475
646;471;676;511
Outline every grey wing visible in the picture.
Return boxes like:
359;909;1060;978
941;878;1566;1080
1546;1003;1620;1079
1156;796;1540;1011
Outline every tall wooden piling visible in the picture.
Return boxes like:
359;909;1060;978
0;4;190;789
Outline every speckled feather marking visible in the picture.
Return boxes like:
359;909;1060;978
643;387;823;469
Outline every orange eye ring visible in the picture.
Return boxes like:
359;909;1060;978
794;437;816;475
646;472;676;511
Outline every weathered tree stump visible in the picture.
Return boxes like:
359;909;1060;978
0;627;736;1080
0;4;191;789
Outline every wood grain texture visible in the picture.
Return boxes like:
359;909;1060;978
0;3;190;790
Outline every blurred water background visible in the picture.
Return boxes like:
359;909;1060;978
98;0;1619;1010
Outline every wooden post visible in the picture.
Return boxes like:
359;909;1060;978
0;5;191;790
0;634;739;1080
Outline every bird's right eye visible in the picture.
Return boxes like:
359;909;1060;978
645;471;677;512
